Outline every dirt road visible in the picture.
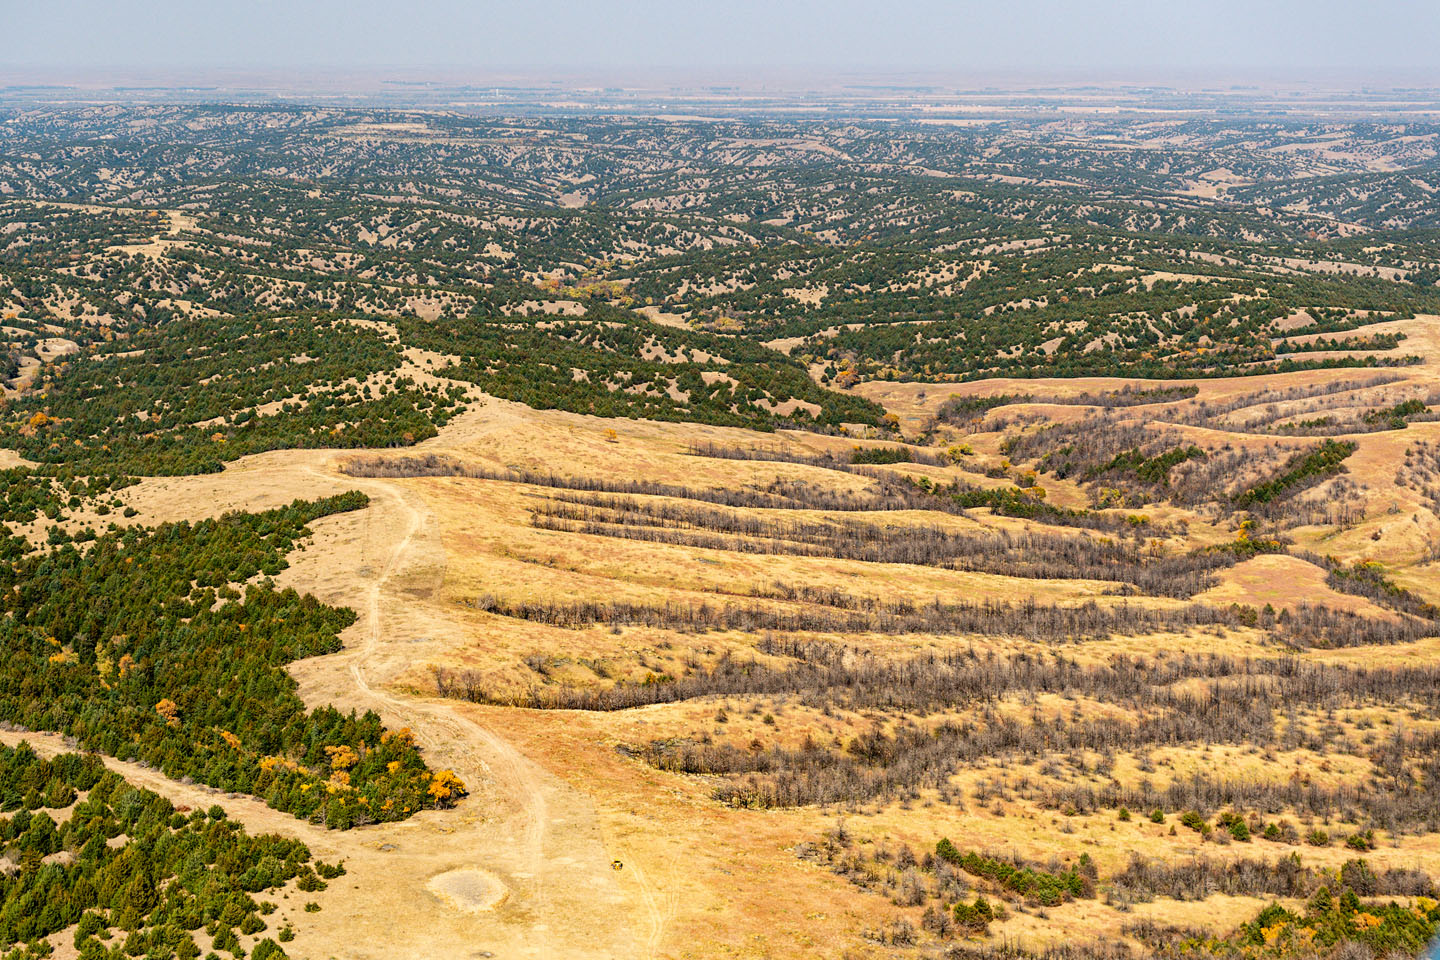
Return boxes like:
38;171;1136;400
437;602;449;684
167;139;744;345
17;412;648;959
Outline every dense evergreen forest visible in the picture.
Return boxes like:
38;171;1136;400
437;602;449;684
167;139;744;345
7;107;1440;428
0;494;464;831
0;742;337;959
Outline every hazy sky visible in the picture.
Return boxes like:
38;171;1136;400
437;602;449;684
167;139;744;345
6;0;1439;79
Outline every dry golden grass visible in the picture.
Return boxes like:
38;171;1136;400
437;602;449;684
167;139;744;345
65;318;1440;958
1195;554;1396;617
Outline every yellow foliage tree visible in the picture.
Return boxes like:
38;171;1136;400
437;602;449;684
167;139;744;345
944;444;973;463
325;744;359;771
426;769;467;803
155;699;181;728
381;727;416;748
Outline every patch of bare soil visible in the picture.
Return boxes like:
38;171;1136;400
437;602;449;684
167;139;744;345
427;868;509;913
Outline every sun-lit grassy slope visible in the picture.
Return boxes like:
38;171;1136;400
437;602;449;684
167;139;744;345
43;364;1437;957
4;104;1440;959
253;363;1440;959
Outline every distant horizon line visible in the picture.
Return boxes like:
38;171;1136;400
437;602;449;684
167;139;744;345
4;65;1440;90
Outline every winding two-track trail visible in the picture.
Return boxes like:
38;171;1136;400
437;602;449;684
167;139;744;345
286;459;649;960
10;434;658;959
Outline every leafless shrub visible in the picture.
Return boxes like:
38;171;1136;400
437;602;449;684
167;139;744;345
529;492;1236;597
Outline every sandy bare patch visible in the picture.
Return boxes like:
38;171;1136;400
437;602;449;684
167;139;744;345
426;868;509;913
782;284;828;306
635;305;691;329
35;338;78;361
